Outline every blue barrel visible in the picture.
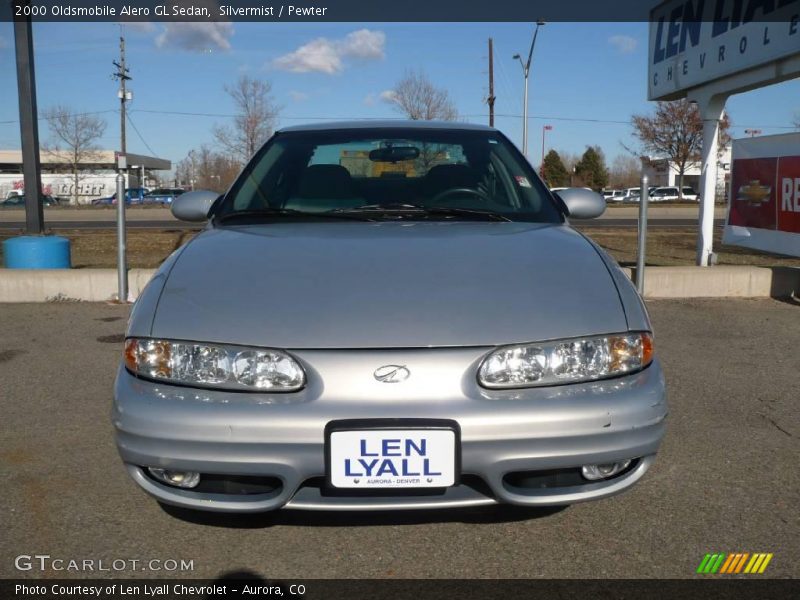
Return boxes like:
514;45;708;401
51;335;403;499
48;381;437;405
3;236;71;269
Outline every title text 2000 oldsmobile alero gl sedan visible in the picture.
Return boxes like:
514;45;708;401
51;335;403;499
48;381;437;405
113;121;667;513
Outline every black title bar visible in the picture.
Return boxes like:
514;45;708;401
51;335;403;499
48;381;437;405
3;0;800;22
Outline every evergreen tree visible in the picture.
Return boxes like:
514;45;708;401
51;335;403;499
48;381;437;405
540;149;570;188
574;146;609;191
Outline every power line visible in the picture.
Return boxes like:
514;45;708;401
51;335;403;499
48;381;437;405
132;108;238;118
126;112;157;156
0;109;117;126
131;107;800;130
4;107;795;134
131;107;630;124
131;109;412;121
475;113;632;124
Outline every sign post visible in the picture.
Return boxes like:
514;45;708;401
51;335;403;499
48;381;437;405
13;14;44;234
116;154;128;303
636;174;649;293
694;93;727;266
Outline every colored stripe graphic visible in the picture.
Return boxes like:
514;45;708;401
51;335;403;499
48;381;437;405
719;554;736;573
758;554;773;573
696;554;713;573
733;553;749;573
697;553;727;574
701;552;773;574
710;553;726;573
744;554;760;573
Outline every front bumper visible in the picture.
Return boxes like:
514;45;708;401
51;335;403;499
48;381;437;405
112;350;667;512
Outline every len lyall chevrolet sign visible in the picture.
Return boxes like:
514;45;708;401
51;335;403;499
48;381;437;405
648;0;800;100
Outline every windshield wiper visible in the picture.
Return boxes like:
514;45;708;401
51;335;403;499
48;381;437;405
329;203;511;222
216;208;375;223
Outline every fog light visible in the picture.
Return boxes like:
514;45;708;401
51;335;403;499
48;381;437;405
581;460;632;481
147;468;200;489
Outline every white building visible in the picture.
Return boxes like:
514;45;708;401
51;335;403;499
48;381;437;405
0;150;170;204
641;145;731;200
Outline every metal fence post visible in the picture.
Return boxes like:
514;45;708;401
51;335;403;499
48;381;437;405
116;171;128;302
636;174;649;294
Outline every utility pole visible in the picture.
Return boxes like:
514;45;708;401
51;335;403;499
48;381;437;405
487;38;496;127
112;34;131;156
112;33;131;302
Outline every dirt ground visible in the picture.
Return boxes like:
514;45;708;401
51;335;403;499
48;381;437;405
1;226;797;269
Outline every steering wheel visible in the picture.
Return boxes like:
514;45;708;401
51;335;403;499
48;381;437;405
430;187;492;204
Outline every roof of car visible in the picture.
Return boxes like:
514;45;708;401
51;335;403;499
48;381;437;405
277;120;497;133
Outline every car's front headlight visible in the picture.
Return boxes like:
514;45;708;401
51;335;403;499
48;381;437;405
124;338;305;392
478;332;653;389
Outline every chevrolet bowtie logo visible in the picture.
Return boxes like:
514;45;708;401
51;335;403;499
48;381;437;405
736;180;771;205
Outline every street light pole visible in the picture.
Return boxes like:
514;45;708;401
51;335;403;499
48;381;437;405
513;20;545;157
541;124;552;174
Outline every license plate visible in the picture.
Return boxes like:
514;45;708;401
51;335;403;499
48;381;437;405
328;426;457;489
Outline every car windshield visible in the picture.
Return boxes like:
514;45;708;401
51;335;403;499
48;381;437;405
216;128;563;223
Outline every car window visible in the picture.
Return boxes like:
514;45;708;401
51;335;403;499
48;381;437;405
221;128;562;223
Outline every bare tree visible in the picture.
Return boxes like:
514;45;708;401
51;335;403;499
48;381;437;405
609;155;641;188
213;76;279;165
43;106;107;205
794;112;800;130
388;70;459;121
555;150;581;184
630;99;730;198
176;145;240;192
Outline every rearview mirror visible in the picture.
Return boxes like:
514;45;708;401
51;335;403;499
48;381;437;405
171;190;219;222
369;146;420;162
553;188;606;219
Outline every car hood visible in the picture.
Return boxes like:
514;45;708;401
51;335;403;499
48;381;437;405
151;222;627;349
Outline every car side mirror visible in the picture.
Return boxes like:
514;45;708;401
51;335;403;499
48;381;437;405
171;190;219;222
553;188;606;219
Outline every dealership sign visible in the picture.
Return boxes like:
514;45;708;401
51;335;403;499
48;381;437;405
648;0;800;100
723;133;800;257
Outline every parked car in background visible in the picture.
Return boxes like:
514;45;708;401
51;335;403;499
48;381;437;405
92;187;148;206
143;188;185;205
621;187;641;202
650;187;680;202
114;120;666;514
649;186;697;202
604;190;625;202
0;194;58;207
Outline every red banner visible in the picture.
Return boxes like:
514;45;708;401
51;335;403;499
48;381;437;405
723;133;800;258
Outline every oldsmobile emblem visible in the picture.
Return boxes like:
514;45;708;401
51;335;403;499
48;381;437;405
373;365;411;383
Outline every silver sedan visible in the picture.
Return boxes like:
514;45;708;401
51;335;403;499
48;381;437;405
113;121;666;513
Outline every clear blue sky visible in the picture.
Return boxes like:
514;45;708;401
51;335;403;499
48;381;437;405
0;21;798;171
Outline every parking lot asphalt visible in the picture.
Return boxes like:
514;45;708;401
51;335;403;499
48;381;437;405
0;299;797;579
